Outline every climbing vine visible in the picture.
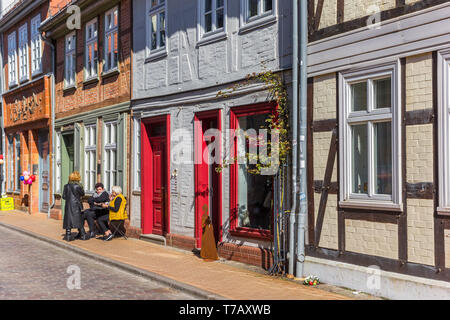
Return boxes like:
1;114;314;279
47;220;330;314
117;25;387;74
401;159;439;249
216;69;290;175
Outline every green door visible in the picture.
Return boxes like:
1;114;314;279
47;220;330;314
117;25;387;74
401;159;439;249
61;132;75;218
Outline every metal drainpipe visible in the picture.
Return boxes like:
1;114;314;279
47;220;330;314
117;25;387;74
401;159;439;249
296;0;308;278
42;33;56;219
288;0;299;277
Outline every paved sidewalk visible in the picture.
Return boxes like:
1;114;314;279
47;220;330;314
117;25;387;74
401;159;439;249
0;210;353;300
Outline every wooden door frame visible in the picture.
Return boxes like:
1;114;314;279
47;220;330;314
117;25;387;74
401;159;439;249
194;109;223;248
141;114;171;236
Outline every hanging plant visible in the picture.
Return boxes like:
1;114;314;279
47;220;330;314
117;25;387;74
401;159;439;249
216;69;290;175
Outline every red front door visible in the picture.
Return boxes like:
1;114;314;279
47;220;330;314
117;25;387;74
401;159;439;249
150;137;166;236
195;111;222;248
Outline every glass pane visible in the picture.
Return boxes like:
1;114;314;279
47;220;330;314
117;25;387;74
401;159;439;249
205;0;212;12
237;113;272;231
263;0;272;12
205;13;212;32
151;14;157;50
374;122;392;195
217;0;224;8
351;82;367;112
216;9;224;29
248;0;258;18
159;12;166;47
352;124;368;194
374;77;391;109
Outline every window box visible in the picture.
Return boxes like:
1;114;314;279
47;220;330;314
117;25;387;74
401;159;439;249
339;62;402;210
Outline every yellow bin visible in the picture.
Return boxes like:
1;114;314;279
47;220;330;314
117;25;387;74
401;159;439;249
1;197;14;211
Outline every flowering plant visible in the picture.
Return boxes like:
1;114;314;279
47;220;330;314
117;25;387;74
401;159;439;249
303;275;320;286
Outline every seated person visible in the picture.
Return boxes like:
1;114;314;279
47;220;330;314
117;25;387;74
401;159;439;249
99;186;128;241
83;183;110;238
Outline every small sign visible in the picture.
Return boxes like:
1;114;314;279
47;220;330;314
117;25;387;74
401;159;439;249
1;197;14;211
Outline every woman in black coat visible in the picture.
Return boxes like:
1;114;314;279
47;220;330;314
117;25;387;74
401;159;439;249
62;171;88;241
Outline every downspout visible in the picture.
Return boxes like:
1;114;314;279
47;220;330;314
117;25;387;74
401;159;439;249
296;0;308;278
288;0;299;277
42;33;55;219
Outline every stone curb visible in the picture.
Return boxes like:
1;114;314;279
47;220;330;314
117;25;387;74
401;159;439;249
0;222;227;301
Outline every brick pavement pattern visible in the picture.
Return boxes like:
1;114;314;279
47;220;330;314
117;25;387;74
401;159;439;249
0;226;196;300
0;211;351;300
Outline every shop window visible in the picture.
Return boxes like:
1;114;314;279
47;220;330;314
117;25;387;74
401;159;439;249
7;136;14;192
15;134;21;192
104;6;119;73
84;125;97;192
133;117;141;191
103;121;117;192
230;104;276;239
339;62;401;211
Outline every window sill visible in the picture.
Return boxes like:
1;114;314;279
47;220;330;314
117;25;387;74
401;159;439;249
83;77;99;86
102;68;120;79
63;85;77;93
437;207;450;216
8;82;18;89
339;200;403;212
19;77;30;84
197;31;227;47
145;48;168;63
239;14;277;35
229;227;273;241
31;70;43;78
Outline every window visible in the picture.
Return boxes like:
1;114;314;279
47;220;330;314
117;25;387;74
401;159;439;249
15;134;21;192
133;117;141;191
339;63;401;210
230;104;276;239
85;19;98;80
84;125;97;192
438;49;450;213
7;136;14;192
56;132;62;193
241;0;275;27
147;0;166;57
31;14;42;75
18;24;28;82
65;32;76;88
104;7;119;73
8;32;17;86
199;0;226;40
103;122;117;192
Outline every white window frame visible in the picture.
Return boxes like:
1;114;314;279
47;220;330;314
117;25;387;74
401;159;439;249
104;6;119;73
339;61;402;211
30;14;42;76
438;49;450;214
103;121;118;192
84;125;97;193
8;31;17;87
64;32;76;88
197;0;227;45
146;0;167;60
240;0;277;32
18;24;29;82
85;18;98;81
133;116;141;191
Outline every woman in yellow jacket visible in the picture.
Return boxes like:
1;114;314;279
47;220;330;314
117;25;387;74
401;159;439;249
101;186;128;241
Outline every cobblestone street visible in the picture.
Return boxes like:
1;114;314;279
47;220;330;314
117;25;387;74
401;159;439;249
0;227;196;300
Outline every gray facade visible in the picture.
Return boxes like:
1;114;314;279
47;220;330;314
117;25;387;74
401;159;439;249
131;0;293;251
